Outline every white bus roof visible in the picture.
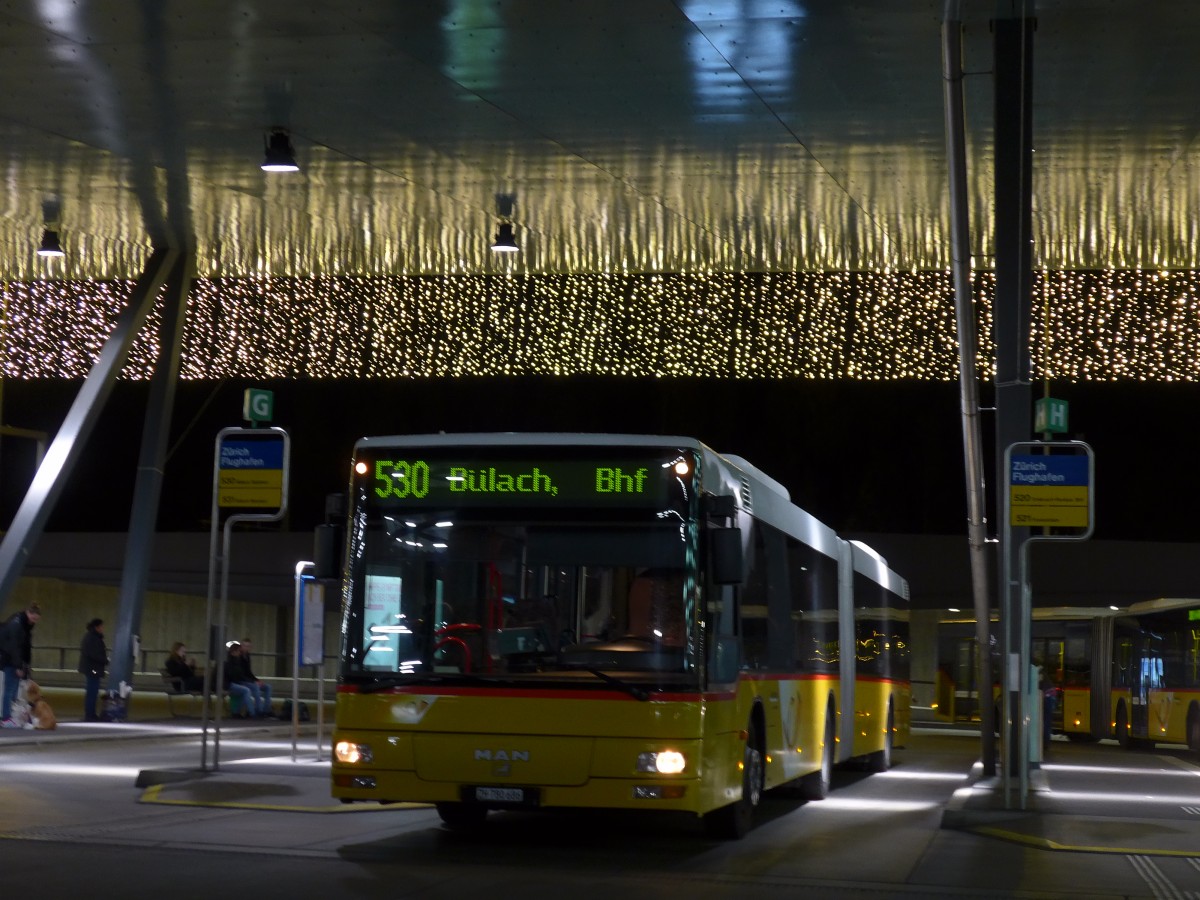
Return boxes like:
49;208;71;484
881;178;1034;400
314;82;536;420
1127;597;1200;616
356;432;703;450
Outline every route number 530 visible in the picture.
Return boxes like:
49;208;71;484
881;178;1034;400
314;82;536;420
374;459;431;499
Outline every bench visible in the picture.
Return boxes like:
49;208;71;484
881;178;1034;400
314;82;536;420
160;669;209;717
159;669;253;718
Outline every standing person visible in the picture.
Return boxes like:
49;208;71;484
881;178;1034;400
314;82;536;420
0;603;42;727
238;638;274;718
78;618;108;722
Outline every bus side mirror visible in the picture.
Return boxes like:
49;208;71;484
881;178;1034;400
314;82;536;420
710;528;743;585
703;494;737;520
313;523;343;580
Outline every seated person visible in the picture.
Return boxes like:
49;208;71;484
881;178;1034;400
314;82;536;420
165;642;205;692
223;642;256;717
234;637;274;718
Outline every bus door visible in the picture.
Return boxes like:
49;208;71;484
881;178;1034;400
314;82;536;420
951;636;978;723
1130;634;1163;738
1031;637;1065;732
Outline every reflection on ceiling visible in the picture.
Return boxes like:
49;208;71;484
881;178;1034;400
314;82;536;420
3;2;1200;280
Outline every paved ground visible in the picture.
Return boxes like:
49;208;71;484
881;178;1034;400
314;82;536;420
1;721;1198;898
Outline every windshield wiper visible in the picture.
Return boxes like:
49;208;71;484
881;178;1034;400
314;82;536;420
581;668;650;701
355;669;649;700
357;673;492;693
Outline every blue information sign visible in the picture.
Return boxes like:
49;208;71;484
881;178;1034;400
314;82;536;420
220;439;285;470
1009;454;1088;486
1008;453;1090;528
217;432;287;510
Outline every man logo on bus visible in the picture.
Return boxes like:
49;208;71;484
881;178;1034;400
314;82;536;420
474;749;530;762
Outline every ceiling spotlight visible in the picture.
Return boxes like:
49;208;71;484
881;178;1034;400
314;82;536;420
490;222;519;253
37;228;64;258
261;129;299;172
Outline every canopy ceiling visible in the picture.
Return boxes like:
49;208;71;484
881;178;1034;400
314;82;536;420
2;0;1197;281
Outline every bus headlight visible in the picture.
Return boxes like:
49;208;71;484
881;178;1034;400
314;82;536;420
637;750;686;774
335;740;373;764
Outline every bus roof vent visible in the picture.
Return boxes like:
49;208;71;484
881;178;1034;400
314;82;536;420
722;454;791;501
740;477;753;512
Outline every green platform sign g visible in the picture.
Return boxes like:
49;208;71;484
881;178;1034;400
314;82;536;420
243;388;274;426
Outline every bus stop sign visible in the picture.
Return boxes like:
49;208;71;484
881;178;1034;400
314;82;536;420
216;428;288;513
1007;443;1093;534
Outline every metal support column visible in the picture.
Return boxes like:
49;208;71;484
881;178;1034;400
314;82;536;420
108;249;195;695
993;3;1036;799
942;0;996;776
0;247;178;607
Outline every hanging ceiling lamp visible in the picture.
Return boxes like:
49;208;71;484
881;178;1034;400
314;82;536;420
37;228;64;258
261;129;299;172
490;221;519;253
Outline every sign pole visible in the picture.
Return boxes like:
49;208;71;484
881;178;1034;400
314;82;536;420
292;562;308;762
292;560;326;762
200;438;222;772
1000;476;1020;807
201;424;290;772
1003;440;1094;810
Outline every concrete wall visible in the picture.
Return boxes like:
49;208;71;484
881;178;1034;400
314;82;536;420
2;574;342;677
9;530;1197;714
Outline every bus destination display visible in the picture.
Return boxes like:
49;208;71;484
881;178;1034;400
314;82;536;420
362;454;690;508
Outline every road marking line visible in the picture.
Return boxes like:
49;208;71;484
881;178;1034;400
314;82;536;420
138;783;429;813
970;825;1200;858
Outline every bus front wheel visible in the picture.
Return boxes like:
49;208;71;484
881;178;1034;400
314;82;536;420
703;721;763;840
1187;704;1200;754
436;801;488;832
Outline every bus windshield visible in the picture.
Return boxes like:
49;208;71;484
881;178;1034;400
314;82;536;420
340;445;700;690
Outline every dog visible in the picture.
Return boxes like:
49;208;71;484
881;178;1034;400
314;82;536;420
23;681;57;730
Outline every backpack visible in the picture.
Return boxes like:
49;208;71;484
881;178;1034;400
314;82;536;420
279;699;310;722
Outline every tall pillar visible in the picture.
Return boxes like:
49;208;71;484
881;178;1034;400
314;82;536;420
108;250;194;692
993;4;1035;782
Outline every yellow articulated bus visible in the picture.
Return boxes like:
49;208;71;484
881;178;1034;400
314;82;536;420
1110;597;1200;752
331;433;910;838
933;599;1200;755
935;608;1118;741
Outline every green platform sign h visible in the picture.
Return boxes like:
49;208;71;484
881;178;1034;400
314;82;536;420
1034;397;1069;434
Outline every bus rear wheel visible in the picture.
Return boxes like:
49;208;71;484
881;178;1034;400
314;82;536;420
802;708;835;800
1115;702;1130;749
704;721;763;840
867;702;895;773
1187;705;1200;754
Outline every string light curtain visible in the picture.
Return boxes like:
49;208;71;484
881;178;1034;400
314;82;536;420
1;270;1197;381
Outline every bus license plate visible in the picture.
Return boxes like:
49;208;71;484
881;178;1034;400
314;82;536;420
474;786;527;803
